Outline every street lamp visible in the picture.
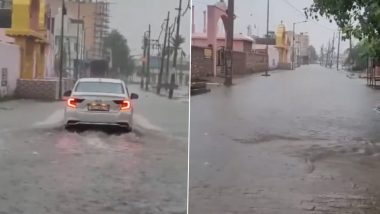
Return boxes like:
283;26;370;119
75;0;81;81
292;20;307;70
262;0;271;77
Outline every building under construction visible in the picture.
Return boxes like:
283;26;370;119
47;0;110;60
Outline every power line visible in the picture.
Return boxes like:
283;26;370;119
182;0;191;16
282;0;305;17
192;0;208;6
280;0;337;32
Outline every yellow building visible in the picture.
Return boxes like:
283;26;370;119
6;0;48;79
275;21;290;64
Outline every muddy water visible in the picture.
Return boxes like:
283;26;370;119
189;65;380;214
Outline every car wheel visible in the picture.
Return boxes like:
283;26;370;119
65;124;75;132
125;125;132;133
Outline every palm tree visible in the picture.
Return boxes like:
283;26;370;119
164;35;185;57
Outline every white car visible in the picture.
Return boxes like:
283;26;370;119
63;78;138;131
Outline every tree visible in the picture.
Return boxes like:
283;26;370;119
319;45;325;64
103;29;135;78
305;0;380;57
165;35;185;58
307;45;318;63
343;39;370;71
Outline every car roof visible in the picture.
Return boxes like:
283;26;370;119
78;78;123;84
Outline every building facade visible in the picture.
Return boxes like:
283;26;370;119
47;0;109;60
294;32;310;65
3;0;73;99
53;8;85;79
252;36;279;70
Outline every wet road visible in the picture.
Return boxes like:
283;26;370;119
0;86;188;214
189;65;380;214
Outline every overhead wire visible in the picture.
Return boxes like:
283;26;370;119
182;0;191;16
280;0;337;32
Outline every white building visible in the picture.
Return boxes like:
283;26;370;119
53;8;85;79
0;42;20;97
251;36;280;70
294;32;309;65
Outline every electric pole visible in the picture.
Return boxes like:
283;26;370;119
320;45;324;66
292;23;295;70
337;30;341;70
157;11;170;94
330;32;335;68
224;0;234;86
325;40;330;67
172;0;182;68
140;34;147;89
58;0;66;100
145;24;151;90
349;34;353;71
263;0;270;76
165;25;172;86
179;50;184;85
75;0;81;81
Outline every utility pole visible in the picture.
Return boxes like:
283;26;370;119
224;0;234;86
140;34;147;89
320;45;324;65
157;11;170;94
145;24;151;90
349;34;353;71
337;30;341;70
165;26;172;86
172;0;182;68
325;40;330;67
179;50;184;85
58;0;66;100
292;23;295;70
263;0;270;76
75;0;81;81
330;32;335;68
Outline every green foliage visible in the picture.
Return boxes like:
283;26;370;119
305;0;380;57
343;39;369;70
104;29;135;77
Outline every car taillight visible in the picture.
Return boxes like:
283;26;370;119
67;98;84;108
114;100;131;111
67;98;77;108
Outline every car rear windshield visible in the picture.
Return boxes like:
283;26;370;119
75;82;125;94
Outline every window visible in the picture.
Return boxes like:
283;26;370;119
75;82;125;94
1;68;8;87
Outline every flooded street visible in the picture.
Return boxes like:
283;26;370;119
189;65;380;213
0;87;188;214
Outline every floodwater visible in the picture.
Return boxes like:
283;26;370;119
0;86;188;214
189;65;380;214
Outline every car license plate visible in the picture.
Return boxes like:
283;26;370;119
88;103;109;111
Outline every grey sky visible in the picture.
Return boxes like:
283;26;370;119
109;0;191;57
193;0;353;54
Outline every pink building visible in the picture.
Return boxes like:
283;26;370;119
192;32;254;52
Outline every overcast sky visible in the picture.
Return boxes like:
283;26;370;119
193;0;354;54
109;0;191;57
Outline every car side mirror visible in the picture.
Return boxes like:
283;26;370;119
130;93;139;100
63;90;72;97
